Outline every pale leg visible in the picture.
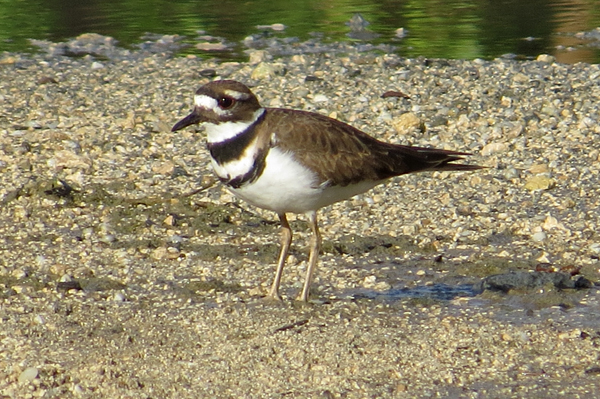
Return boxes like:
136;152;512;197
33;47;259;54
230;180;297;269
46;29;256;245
267;213;292;300
298;211;321;302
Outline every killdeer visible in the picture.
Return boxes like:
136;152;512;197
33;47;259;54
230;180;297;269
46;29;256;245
172;80;482;302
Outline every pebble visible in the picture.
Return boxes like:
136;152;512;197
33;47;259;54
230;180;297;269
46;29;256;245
503;166;519;179
395;28;407;38
481;142;508;156
18;368;38;383
390;112;423;134
12;268;28;279
536;54;556;63
528;163;549;174
247;50;271;64
524;175;555;191
312;94;329;103
251;62;278;79
196;42;227;51
91;61;104;70
255;23;286;31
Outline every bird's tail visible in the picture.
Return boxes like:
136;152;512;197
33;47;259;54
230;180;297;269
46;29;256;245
391;145;484;174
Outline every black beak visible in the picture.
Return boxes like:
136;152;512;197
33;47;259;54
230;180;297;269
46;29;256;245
171;108;204;132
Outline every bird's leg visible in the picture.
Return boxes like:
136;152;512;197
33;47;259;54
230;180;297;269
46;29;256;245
267;213;292;300
298;211;321;302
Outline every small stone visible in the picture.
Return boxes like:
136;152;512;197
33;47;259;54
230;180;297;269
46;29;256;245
26;120;42;129
18;367;38;383
540;104;558;116
169;235;183;244
12;268;28;279
167;247;181;259
381;90;409;99
251;62;275;80
248;50;271;64
114;292;126;302
100;234;116;243
531;232;547;242
153;160;175;175
13;285;33;294
503;167;519;179
513;73;529;83
391;112;423;134
269;97;283;107
363;275;377;288
256;23;286;31
500;96;512;107
481;142;508;156
313;94;329;103
285;55;304;66
537;253;551;263
558;329;581;339
49;150;92;170
294;88;309;98
198;68;217;77
163;214;176;226
120;111;136;129
528;164;549;174
395;28;407;38
73;384;85;395
0;55;18;64
374;281;392;291
536;54;555;63
151;247;168;260
542;215;563;230
524;175;555;191
589;243;600;254
578;117;595;129
91;61;104;70
196;42;227;51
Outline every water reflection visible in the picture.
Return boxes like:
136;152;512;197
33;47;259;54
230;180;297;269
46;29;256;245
0;0;598;63
353;283;477;301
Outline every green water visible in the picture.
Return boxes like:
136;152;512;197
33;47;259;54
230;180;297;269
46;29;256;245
1;0;599;63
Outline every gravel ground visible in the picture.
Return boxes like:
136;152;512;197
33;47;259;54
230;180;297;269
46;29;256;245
2;36;600;398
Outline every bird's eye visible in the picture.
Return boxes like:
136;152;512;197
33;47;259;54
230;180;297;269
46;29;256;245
218;97;235;109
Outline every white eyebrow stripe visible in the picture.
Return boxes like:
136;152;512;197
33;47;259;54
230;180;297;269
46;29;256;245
223;89;250;100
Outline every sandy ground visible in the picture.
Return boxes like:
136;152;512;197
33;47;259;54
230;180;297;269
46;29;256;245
2;42;600;398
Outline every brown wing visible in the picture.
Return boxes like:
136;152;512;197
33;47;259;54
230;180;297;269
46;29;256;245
264;108;482;187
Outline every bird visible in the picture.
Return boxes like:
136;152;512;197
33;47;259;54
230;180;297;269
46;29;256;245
171;80;482;302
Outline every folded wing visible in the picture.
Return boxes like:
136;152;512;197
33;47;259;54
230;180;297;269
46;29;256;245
266;108;483;187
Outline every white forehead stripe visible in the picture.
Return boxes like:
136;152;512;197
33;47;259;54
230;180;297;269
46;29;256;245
194;94;229;116
195;94;218;109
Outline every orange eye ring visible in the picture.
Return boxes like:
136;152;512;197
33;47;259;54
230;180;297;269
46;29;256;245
218;97;235;109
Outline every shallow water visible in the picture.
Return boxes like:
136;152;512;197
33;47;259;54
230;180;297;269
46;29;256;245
0;0;599;64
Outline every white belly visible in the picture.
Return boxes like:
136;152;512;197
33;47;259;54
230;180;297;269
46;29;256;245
224;148;379;214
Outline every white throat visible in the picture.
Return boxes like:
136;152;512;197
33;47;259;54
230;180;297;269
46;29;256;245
204;108;265;144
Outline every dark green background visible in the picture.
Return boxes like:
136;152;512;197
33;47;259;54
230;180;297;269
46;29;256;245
1;0;599;63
